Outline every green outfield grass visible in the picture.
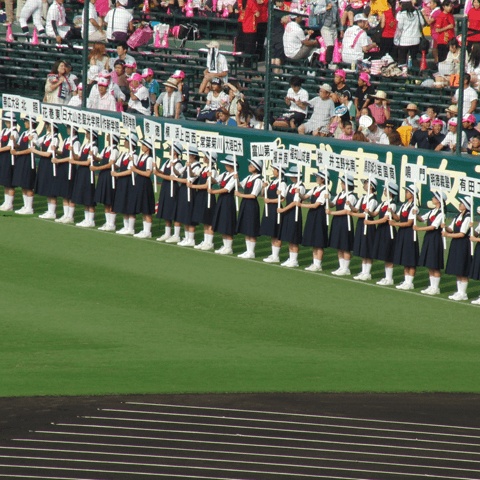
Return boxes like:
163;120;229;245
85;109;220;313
1;194;479;397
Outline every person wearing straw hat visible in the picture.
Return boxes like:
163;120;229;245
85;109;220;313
261;164;287;264
11;116;38;216
277;165;305;268
92;133;120;232
365;181;399;286
209;154;238;255
327;173;357;276
469;207;480;305
175;145;202;247
367;90;390;126
298;170;330;272
154;78;182;119
235;158;263;259
156;141;184;243
389;184;419;290
413;190;446;296
190;151;218;251
435;117;468;152
409;114;431;149
402;103;420;130
298;84;335;136
350;178;378;281
442;197;472;301
0;112;19;212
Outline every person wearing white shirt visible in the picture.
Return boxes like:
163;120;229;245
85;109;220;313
359;115;389;145
82;0;106;41
452;74;478;115
19;0;45;36
45;0;71;42
104;0;133;41
341;14;378;64
436;117;468;152
283;14;318;60
394;0;425;66
88;78;117;111
126;73;150;115
298;83;335;135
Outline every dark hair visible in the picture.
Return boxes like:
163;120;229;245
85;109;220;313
117;41;128;51
442;0;452;7
448;38;459;49
353;130;369;142
216;107;229;119
426;105;439;115
341;90;352;100
289;76;304;88
465;73;471;84
50;60;66;74
114;59;126;68
254;106;264;122
401;0;415;14
342;120;352;128
388;131;403;146
471;43;480;68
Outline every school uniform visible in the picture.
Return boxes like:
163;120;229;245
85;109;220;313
0;127;19;189
112;151;136;215
329;190;357;251
371;200;396;262
71;142;98;207
302;185;329;248
52;135;80;199
211;171;237;236
445;212;472;277
12;130;37;190
278;183;306;245
393;200;419;267
156;159;179;222
34;134;58;197
236;173;262;237
259;178;286;239
191;164;218;226
353;193;378;258
470;224;480;280
418;208;444;270
175;160;202;226
94;145;118;206
131;152;155;215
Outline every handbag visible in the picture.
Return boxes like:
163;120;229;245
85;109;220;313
127;24;153;49
416;10;429;52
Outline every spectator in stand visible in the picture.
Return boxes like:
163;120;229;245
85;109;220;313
298;84;336;136
124;61;137;79
368;90;390;126
354;72;374;118
19;0;45;36
424;0;441;64
251;106;265;129
225;80;244;118
89;42;110;71
318;0;340;65
255;0;269;61
336;120;354;140
468;0;480;51
341;14;378;65
452;73;478;114
45;0;71;43
68;83;83;106
236;0;260;68
197;77;229;122
170;70;190;116
379;0;397;57
444;38;464;74
428;118;446;149
199;40;229;93
216;107;237;126
104;0;133;42
141;68;160;115
402;103;420;130
273;76;309;130
359;115;389;144
111;60;129;109
426;105;446;134
283;13;319;61
435;0;455;63
82;0;106;42
109;42;136;71
271;0;289;74
89;70;125;111
341;0;367;30
388;131;403;146
88;77;117;111
235;99;254;127
410;114;431;149
331;69;349;106
467;134;480;154
154;78;182;119
339;90;357;124
394;0;425;68
44;60;73;105
462;114;479;140
126;73;150;115
435;117;467;152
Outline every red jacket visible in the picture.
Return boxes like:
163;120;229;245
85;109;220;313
238;0;260;33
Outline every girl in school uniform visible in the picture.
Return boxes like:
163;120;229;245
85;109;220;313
112;134;138;235
469;207;480;305
413;190;446;296
175;145;202;247
260;164;286;264
52;124;81;224
350;178;378;281
442;197;472;301
0;112;19;212
209;154;238;255
31;122;59;217
156;141;183;243
277;165;305;268
327;173;357;276
131;138;156;238
298;170;330;272
236;158;263;259
190;151;218;251
11;116;37;215
70;130;98;228
92;133;119;232
365;181;398;286
389;185;419;290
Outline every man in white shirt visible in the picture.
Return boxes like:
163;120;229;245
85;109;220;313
435;117;468;152
283;14;318;61
452;74;478;115
104;0;133;42
341;13;378;65
298;83;335;135
359;115;389;145
82;0;106;42
45;0;70;42
109;42;136;71
88;78;117;111
127;73;150;115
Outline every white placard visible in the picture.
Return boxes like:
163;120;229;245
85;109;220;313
364;158;396;181
101;115;121;135
76;111;102;130
429;171;452;191
181;127;197;145
41;104;62;123
404;163;427;184
164;122;182;141
196;133;224;153
289;145;312;167
250;142;275;160
122;112;137;131
317;150;356;173
144;118;162;140
2;93;21;112
224;136;243;156
458;176;480;199
272;149;290;167
62;106;81;127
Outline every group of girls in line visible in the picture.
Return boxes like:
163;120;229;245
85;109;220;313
1;112;480;304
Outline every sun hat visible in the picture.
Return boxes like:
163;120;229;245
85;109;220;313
459;196;472;210
363;177;377;189
249;158;263;172
371;90;389;102
405;103;418;111
163;78;178;89
285;165;300;177
445;104;458;114
201;150;218;162
186;144;199;156
385;181;399;196
359;72;371;86
341;173;355;187
319;83;332;93
220;154;239;167
173;141;184;155
140;138;153;149
272;164;286;175
404;184;419;196
433;190;447;203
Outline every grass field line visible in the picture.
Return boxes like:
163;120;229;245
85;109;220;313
29;217;480;308
0;475;241;480
50;422;480;449
8;442;480;466
124;403;480;432
84;412;480;440
0;450;478;476
32;430;480;456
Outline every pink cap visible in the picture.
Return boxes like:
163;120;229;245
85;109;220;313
418;114;431;124
462;113;476;124
77;83;83;91
127;73;143;82
97;78;109;87
431;118;443;126
125;62;137;69
335;69;346;79
142;68;154;78
359;72;370;86
171;69;185;79
99;69;111;78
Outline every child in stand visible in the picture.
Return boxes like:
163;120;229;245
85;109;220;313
261;164;286;264
327;173;357;276
298;170;330;272
442;197;472;301
0;112;18;212
469;206;480;305
235;158;263;259
350;178;378;281
365;181;398;285
272;76;309;130
413;190;446;295
389;185;419;290
402;103;420;130
277;165;305;268
209;154;238;255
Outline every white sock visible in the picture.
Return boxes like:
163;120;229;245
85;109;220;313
343;259;350;270
26;196;34;210
272;245;281;258
63;204;69;217
431;276;440;289
6;194;14;208
174;225;181;237
339;258;345;269
385;267;393;281
205;233;213;245
314;258;321;267
129;217;135;230
459;281;468;295
123;217;129;229
405;274;414;285
83;211;89;222
89;211;95;222
364;263;372;274
188;231;195;241
22;194;28;207
48;202;56;215
68;206;75;218
165;226;172;237
145;221;152;233
290;251;298;262
224;239;233;249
